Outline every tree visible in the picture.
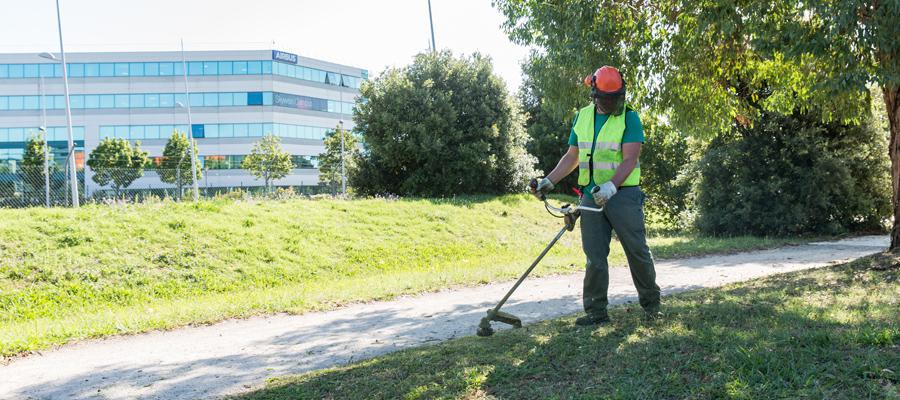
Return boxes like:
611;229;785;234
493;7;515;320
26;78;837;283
157;131;202;200
494;0;898;243
86;138;149;197
21;136;53;203
241;134;293;192
318;124;359;194
351;50;537;196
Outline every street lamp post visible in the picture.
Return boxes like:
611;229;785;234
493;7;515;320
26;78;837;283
178;39;199;202
428;0;436;52
176;101;199;202
40;0;78;207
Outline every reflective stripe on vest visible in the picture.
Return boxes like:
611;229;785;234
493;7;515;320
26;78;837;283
573;104;641;187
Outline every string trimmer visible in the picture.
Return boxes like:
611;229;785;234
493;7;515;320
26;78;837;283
476;179;606;337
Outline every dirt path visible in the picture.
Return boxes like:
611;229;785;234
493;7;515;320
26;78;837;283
0;235;887;400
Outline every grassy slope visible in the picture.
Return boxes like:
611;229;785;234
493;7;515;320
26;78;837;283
1;195;812;356
239;253;900;400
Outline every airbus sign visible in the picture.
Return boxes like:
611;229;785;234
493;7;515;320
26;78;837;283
272;50;298;64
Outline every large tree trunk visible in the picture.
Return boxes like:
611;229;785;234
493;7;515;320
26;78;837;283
885;85;900;249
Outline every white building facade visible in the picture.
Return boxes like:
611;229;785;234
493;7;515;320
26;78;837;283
0;49;364;197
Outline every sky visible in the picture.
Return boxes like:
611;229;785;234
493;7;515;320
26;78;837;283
0;0;532;91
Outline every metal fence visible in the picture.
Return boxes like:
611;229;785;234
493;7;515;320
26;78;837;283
0;166;329;208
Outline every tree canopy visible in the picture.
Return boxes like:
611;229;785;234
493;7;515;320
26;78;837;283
242;134;293;191
157;131;202;199
318;124;359;194
86;137;149;196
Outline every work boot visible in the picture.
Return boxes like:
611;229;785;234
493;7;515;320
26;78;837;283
575;313;611;326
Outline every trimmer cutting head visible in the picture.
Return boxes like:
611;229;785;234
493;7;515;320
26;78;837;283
476;309;522;337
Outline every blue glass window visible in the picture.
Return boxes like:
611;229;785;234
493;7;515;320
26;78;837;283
39;64;54;77
129;63;144;76
8;64;23;78
115;63;129;76
69;63;84;77
0;64;8;78
188;61;203;76
146;125;160;139
249;123;263;136
99;63;114;77
132;126;145;139
100;126;114;139
234;124;248;137
130;94;145;108
208;124;221;138
114;126;128;138
0;97;7;110
70;95;84;109
115;94;129;108
174;94;187;107
53;64;62;77
145;94;159;108
84;95;99;108
23;64;38;78
219;124;234;137
158;62;174;76
233;92;247;105
99;94;115;108
53;96;65;109
189;93;203;107
218;61;232;75
84;63;100;77
218;92;233;106
202;61;218;75
262;92;273;105
9;128;25;141
234;61;248;74
203;93;218;106
248;61;261;74
173;62;184;76
142;62;158;76
262;61;272;74
8;96;23;110
247;92;263;106
24;96;39;110
191;124;204;138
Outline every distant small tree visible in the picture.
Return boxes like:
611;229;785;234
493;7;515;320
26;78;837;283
242;134;293;192
86;137;149;197
21;136;53;203
157;131;202;200
318;124;358;194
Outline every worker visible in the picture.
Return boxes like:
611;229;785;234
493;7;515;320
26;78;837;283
530;66;662;325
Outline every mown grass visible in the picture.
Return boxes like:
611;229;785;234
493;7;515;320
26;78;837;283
1;195;816;357
238;252;900;400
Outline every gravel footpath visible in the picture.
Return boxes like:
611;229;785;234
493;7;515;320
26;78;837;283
0;235;887;399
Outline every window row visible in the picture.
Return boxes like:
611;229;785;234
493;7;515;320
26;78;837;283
0;92;270;110
0;127;86;142
0;147;84;173
147;154;318;170
272;62;362;89
0;61;364;88
99;123;333;141
0;92;352;113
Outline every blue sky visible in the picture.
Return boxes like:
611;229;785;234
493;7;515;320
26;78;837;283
0;0;531;91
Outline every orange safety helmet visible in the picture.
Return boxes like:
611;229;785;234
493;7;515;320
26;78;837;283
583;66;624;93
583;66;626;115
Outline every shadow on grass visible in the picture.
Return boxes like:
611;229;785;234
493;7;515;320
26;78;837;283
236;257;899;399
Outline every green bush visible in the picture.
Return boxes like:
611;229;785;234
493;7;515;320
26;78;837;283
351;51;537;196
695;110;890;236
640;119;693;229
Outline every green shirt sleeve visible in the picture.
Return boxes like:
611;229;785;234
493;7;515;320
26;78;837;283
568;113;579;146
622;110;644;143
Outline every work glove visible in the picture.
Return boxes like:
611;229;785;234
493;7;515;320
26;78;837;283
590;181;617;207
530;177;554;200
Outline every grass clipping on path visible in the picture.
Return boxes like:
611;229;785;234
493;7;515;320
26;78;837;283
239;253;900;400
1;195;809;356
